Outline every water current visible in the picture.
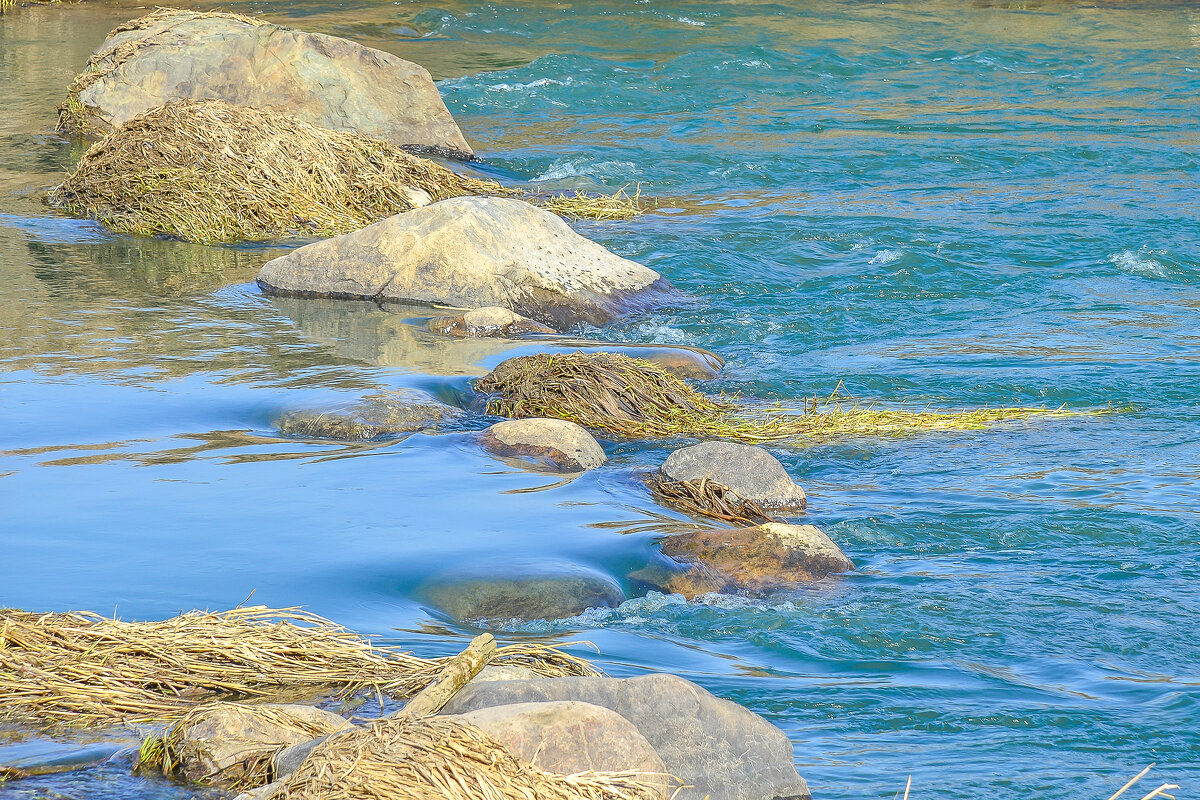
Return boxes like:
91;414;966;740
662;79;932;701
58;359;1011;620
1;0;1198;797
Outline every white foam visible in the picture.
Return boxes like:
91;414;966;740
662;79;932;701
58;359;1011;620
487;77;572;92
869;249;903;265
1108;249;1172;278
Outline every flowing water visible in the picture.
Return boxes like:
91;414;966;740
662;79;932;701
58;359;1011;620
1;0;1198;797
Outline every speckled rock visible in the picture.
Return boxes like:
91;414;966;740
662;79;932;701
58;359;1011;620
440;674;811;800
449;701;669;798
657;523;854;598
429;307;555;338
480;418;607;472
257;197;674;329
660;442;806;511
61;10;472;156
276;388;460;440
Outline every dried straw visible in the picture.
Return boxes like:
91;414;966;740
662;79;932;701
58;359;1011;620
273;712;668;800
0;606;596;728
648;476;777;525
531;186;647;221
48;99;514;244
475;352;1076;443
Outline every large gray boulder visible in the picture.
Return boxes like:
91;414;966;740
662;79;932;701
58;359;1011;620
276;388;461;440
256;197;674;329
655;522;855;599
480;418;607;472
449;701;669;797
441;674;810;800
421;572;626;622
61;9;472;156
660;442;806;511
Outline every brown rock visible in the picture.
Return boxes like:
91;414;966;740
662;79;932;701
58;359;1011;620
659;523;854;599
450;701;668;797
429;307;555;338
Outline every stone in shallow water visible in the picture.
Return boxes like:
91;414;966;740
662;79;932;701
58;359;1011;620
155;702;349;788
440;674;811;800
660;441;806;511
422;573;626;622
429;306;556;338
276;389;460;440
448;701;669;798
480;418;607;472
63;9;472;156
656;522;855;598
256;197;675;329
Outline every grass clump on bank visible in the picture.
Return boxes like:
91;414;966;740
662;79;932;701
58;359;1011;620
48;99;513;244
0;606;595;728
274;712;667;800
475;352;1078;444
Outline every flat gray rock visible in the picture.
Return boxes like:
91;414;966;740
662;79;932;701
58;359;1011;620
257;197;674;329
276;388;460;440
63;10;471;156
661;441;807;511
440;674;811;800
480;418;607;472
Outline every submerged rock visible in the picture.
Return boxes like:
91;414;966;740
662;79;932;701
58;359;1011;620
276;389;461;440
440;673;811;800
480;418;607;472
422;572;626;622
624;346;723;380
656;523;855;599
429;307;555;338
59;9;472;156
449;701;669;798
256;197;674;329
150;702;349;788
660;442;806;511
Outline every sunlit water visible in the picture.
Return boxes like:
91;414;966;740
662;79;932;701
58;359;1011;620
1;0;1198;797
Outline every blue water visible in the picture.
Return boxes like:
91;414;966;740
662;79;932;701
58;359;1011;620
2;0;1198;797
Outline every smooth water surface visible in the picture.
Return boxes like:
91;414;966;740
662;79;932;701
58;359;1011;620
1;0;1198;797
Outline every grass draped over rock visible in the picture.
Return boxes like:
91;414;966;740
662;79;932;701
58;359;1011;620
648;476;777;525
0;606;596;728
47;100;516;244
475;352;1079;443
272;712;667;800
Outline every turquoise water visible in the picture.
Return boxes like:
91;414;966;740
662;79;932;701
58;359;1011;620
2;0;1199;797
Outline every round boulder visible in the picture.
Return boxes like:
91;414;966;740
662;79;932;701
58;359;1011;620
660;442;806;511
422;572;626;622
429;307;555;338
276;388;461;440
450;701;669;797
657;523;855;598
480;418;607;472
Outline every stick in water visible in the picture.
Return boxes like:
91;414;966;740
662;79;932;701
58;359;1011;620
398;633;496;717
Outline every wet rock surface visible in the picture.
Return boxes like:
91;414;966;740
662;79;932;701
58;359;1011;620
660;442;807;511
63;10;472;155
422;573;626;622
429;307;555;338
157;702;349;788
449;701;669;796
480;418;607;472
655;523;855;598
257;197;674;329
276;389;461;440
441;674;811;800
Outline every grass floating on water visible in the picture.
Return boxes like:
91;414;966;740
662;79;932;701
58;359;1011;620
0;606;595;728
476;352;1081;444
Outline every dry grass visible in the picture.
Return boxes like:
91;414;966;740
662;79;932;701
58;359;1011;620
273;712;669;800
0;606;596;728
48;99;514;244
648;476;777;525
530;186;647;221
476;352;1079;444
